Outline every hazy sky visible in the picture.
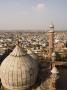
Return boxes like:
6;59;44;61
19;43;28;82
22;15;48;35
0;0;67;31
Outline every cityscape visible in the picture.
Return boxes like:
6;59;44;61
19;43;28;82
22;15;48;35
0;24;67;90
0;0;67;90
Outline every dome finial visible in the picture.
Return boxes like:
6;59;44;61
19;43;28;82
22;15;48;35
16;34;20;46
49;21;54;28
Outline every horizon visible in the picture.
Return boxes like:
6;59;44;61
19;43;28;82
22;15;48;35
0;0;67;31
0;29;67;32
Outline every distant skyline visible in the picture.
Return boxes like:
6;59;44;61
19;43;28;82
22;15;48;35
0;0;67;31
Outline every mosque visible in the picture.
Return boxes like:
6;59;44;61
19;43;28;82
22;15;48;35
0;24;67;90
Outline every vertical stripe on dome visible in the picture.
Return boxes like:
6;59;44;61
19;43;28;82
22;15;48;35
12;58;18;87
17;57;22;86
4;58;11;86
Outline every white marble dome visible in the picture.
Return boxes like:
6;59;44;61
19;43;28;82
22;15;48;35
0;45;39;90
48;23;54;33
51;66;59;74
52;52;56;57
49;23;54;28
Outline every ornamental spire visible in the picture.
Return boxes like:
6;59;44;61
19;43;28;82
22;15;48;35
16;34;20;46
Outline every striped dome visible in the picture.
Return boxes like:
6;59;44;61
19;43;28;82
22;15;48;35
0;45;39;90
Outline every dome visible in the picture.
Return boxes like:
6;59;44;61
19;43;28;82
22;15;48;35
48;23;54;33
0;45;39;90
51;66;59;74
52;52;56;57
49;23;54;28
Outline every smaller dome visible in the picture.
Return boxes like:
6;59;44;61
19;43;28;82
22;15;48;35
48;23;54;33
51;67;59;74
52;52;56;57
49;23;54;28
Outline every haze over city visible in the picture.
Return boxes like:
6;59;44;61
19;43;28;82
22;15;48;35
0;0;67;31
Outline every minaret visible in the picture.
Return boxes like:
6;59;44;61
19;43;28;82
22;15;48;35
49;66;59;90
48;23;54;60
